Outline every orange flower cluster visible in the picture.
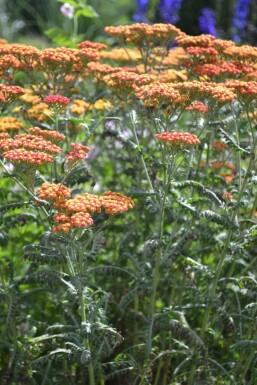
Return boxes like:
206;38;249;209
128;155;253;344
43;95;70;105
0;43;40;69
3;148;53;165
0;84;26;104
155;132;200;148
0;133;61;154
105;23;183;46
212;140;228;151
135;83;184;107
222;192;233;201
0;116;24;132
174;81;236;104
28;127;66;143
66;143;90;162
100;48;142;63
225;80;257;101
186;101;209;112
70;98;113;115
176;34;216;48
37;182;72;201
103;71;140;95
78;40;108;51
38;47;99;73
66;193;102;213
102;191;134;214
0;129;63;166
37;183;134;233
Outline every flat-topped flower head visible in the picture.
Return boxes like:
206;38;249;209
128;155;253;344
9;133;62;154
70;212;94;227
3;148;54;166
43;95;70;105
37;182;72;201
102;191;134;215
222;192;233;201
78;40;108;51
0;117;24;132
28;127;66;143
66;142;90;165
186;101;209;113
66;193;102;214
52;222;72;233
155;132;200;148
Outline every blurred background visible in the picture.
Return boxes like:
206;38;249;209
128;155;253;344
1;0;257;46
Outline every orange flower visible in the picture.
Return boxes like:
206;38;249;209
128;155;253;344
212;140;228;151
186;101;209;112
66;193;102;214
3;148;53;166
28;127;66;143
70;212;94;227
155;131;200;147
102;191;134;214
43;95;70;105
37;183;72;201
222;192;233;200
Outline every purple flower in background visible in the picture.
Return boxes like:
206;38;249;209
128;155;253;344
159;0;183;24
60;3;75;19
232;0;251;42
133;0;149;23
199;8;217;36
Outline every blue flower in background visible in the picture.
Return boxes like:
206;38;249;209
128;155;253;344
133;0;149;23
199;8;217;36
232;0;252;42
159;0;184;24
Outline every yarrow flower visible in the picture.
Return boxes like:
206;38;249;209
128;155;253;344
65;193;102;214
102;191;134;215
60;3;75;19
28;127;66;143
65;142;90;165
37;184;134;233
3;148;53;166
37;183;72;201
186;101;209;112
222;192;233;201
212;140;228;151
43;95;70;105
155;131;200;148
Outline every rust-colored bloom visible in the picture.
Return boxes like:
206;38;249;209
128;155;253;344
102;191;134;214
186;101;209;112
0;116;24;132
70;212;94;227
3;148;53;165
66;193;102;214
43;95;70;105
52;222;72;233
28;127;66;143
78;40;107;51
222;192;233;201
37;183;72;201
155;131;200;148
212;140;228;151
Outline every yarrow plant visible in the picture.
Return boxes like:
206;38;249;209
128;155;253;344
1;18;257;385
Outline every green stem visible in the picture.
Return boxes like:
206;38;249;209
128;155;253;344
189;137;257;385
153;359;164;385
129;111;156;198
77;250;96;385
